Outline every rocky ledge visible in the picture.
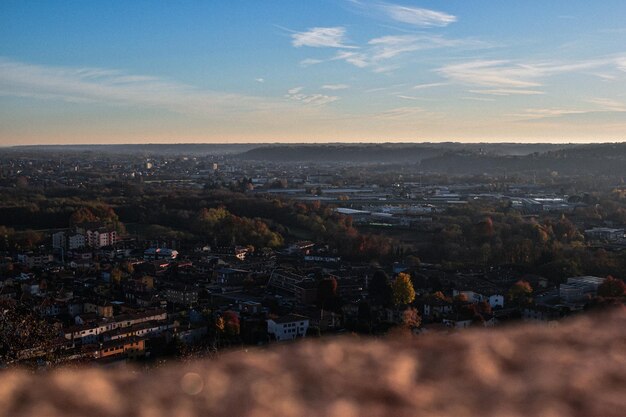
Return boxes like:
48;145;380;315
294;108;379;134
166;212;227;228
2;310;625;417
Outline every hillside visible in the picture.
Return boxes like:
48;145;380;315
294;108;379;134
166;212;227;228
236;143;573;163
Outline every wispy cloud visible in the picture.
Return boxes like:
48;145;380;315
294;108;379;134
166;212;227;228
379;3;457;28
288;86;304;95
369;35;460;60
469;89;545;96
328;35;490;72
462;96;496;102
285;87;339;106
412;82;448;90
510;108;590;120
587;98;626;112
375;106;425;120
438;57;623;88
395;94;423;101
300;58;324;67
321;84;350;90
332;51;369;68
255;78;265;83
0;57;317;118
291;27;356;48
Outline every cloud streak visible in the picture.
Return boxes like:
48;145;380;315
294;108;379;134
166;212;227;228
317;35;491;72
438;57;624;88
380;3;457;28
0;57;318;118
291;27;356;48
322;84;350;90
285;87;339;106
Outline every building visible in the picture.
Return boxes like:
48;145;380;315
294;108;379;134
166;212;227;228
267;269;308;295
52;231;65;249
453;290;505;308
165;286;199;306
267;314;309;341
88;229;116;248
559;276;606;302
17;252;54;268
98;336;145;359
214;268;250;287
585;228;625;242
144;247;178;260
68;234;86;250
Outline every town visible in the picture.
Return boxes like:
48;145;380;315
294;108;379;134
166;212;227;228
1;143;625;368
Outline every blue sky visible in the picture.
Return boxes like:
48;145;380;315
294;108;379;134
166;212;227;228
1;0;625;145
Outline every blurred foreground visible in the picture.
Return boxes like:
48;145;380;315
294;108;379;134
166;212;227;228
2;310;625;417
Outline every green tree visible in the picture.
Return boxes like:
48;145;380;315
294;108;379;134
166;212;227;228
392;272;416;306
369;270;393;306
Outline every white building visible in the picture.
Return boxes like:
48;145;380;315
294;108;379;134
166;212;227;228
267;314;309;341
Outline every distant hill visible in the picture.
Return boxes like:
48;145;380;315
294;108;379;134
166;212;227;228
8;143;260;156
237;144;444;163
419;143;626;176
236;143;574;163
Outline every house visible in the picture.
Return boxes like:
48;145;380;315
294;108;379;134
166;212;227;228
84;301;114;318
36;298;62;317
422;298;453;318
103;320;176;341
16;252;54;268
144;247;178;260
98;336;145;359
523;305;568;324
442;318;473;329
267;314;309;341
64;309;167;343
452;290;505;308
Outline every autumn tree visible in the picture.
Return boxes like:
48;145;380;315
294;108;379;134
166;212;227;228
120;261;135;275
401;307;421;329
110;268;123;286
392;273;416;306
223;311;240;336
598;276;626;298
509;280;533;305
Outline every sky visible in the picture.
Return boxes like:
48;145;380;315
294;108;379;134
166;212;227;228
1;0;626;145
